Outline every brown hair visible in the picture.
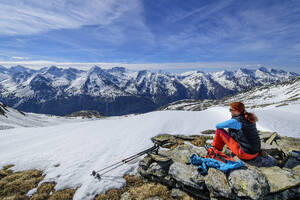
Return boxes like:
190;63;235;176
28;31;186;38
230;102;258;123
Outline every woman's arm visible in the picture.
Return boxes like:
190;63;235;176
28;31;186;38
216;119;241;130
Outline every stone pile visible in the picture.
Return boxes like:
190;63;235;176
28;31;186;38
137;131;300;200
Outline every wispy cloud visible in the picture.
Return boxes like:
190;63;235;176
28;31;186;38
0;60;285;72
0;0;139;35
11;56;29;60
0;0;299;72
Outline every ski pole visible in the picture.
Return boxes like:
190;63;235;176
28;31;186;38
94;152;147;179
91;144;159;179
92;145;158;179
94;144;158;173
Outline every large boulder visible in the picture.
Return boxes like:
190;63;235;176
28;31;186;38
159;143;207;165
228;168;269;199
146;162;168;178
151;134;178;148
204;168;233;199
169;162;205;191
276;136;300;154
258;166;300;193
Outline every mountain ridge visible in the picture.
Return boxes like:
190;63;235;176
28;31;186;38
0;65;298;116
160;76;300;111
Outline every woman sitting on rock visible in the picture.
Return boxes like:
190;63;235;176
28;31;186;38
212;102;261;160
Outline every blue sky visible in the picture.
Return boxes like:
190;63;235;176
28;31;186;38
0;0;300;72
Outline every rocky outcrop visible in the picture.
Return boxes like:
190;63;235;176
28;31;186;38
67;110;104;118
228;168;269;199
137;131;300;199
0;102;7;116
204;168;233;199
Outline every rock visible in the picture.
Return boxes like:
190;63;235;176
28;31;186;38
264;190;290;200
149;154;171;163
120;192;132;200
146;162;168;178
160;174;176;187
169;162;205;190
228;168;269;199
159;143;207;165
292;165;300;176
144;197;161;200
261;142;285;161
190;136;212;147
151;134;177;147
261;141;279;151
190;146;207;157
0;169;10;179
159;144;193;164
171;188;194;199
204;168;233;199
258;131;275;141
201;130;215;135
174;135;196;140
139;155;153;169
258;166;300;193
264;186;300;200
275;136;300;154
265;132;278;145
137;166;149;177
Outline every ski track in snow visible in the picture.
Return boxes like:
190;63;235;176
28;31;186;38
0;106;299;199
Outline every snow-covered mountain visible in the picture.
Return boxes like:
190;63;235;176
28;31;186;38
1;77;300;199
0;65;298;116
160;76;300;111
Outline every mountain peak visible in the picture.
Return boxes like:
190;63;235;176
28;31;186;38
110;66;126;73
235;68;255;78
88;65;104;74
45;66;63;75
0;65;8;72
9;65;28;73
236;68;253;73
258;67;269;73
48;65;59;70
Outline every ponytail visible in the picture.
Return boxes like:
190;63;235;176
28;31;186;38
244;112;258;123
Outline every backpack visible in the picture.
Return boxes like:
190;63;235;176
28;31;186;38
204;146;236;163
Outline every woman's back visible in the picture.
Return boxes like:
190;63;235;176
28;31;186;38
229;114;261;154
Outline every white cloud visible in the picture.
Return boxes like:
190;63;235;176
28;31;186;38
11;56;29;60
0;60;267;71
0;0;139;35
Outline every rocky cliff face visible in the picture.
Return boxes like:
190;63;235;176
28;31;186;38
136;131;300;200
0;65;298;116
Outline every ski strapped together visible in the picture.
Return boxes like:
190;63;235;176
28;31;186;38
91;144;159;180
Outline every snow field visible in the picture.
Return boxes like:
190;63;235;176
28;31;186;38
0;105;299;199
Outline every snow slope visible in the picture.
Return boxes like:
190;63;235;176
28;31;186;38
161;77;300;111
0;103;95;130
1;105;300;199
